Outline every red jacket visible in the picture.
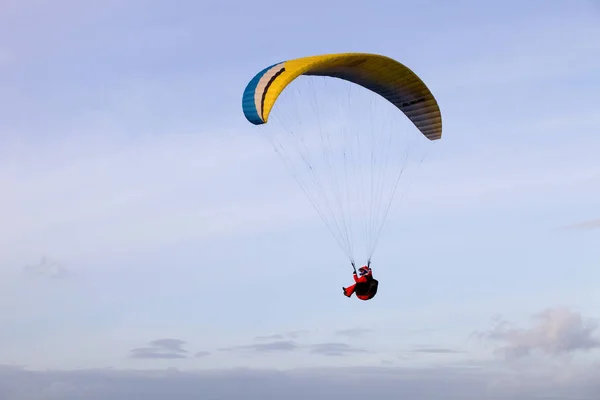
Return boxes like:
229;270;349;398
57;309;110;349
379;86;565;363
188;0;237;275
353;273;369;284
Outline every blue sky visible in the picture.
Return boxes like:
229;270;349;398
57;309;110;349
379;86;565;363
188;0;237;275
1;0;599;398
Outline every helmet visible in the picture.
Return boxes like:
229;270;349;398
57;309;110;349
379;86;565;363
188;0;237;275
358;266;371;276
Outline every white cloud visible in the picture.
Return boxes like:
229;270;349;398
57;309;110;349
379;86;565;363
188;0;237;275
477;307;600;359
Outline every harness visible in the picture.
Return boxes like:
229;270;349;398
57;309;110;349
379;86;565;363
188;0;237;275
355;276;379;298
351;261;378;299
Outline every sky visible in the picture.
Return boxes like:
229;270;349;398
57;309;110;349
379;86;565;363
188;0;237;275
1;0;599;398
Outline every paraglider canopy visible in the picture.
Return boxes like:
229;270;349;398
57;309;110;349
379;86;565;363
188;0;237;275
242;52;442;140
242;52;442;267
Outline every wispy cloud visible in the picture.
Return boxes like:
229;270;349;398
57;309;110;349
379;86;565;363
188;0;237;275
309;343;367;357
22;256;75;279
396;346;468;360
560;219;600;231
219;341;300;353
410;347;467;355
285;330;310;339
254;334;284;341
130;339;190;359
254;330;309;341
334;328;372;338
219;339;367;357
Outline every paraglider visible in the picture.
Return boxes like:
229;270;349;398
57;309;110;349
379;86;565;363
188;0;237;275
343;263;378;301
241;52;442;299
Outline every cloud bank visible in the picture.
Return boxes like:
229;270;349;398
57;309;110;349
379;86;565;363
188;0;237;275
0;364;597;400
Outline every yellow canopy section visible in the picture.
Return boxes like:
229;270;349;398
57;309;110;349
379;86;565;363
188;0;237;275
241;52;442;140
